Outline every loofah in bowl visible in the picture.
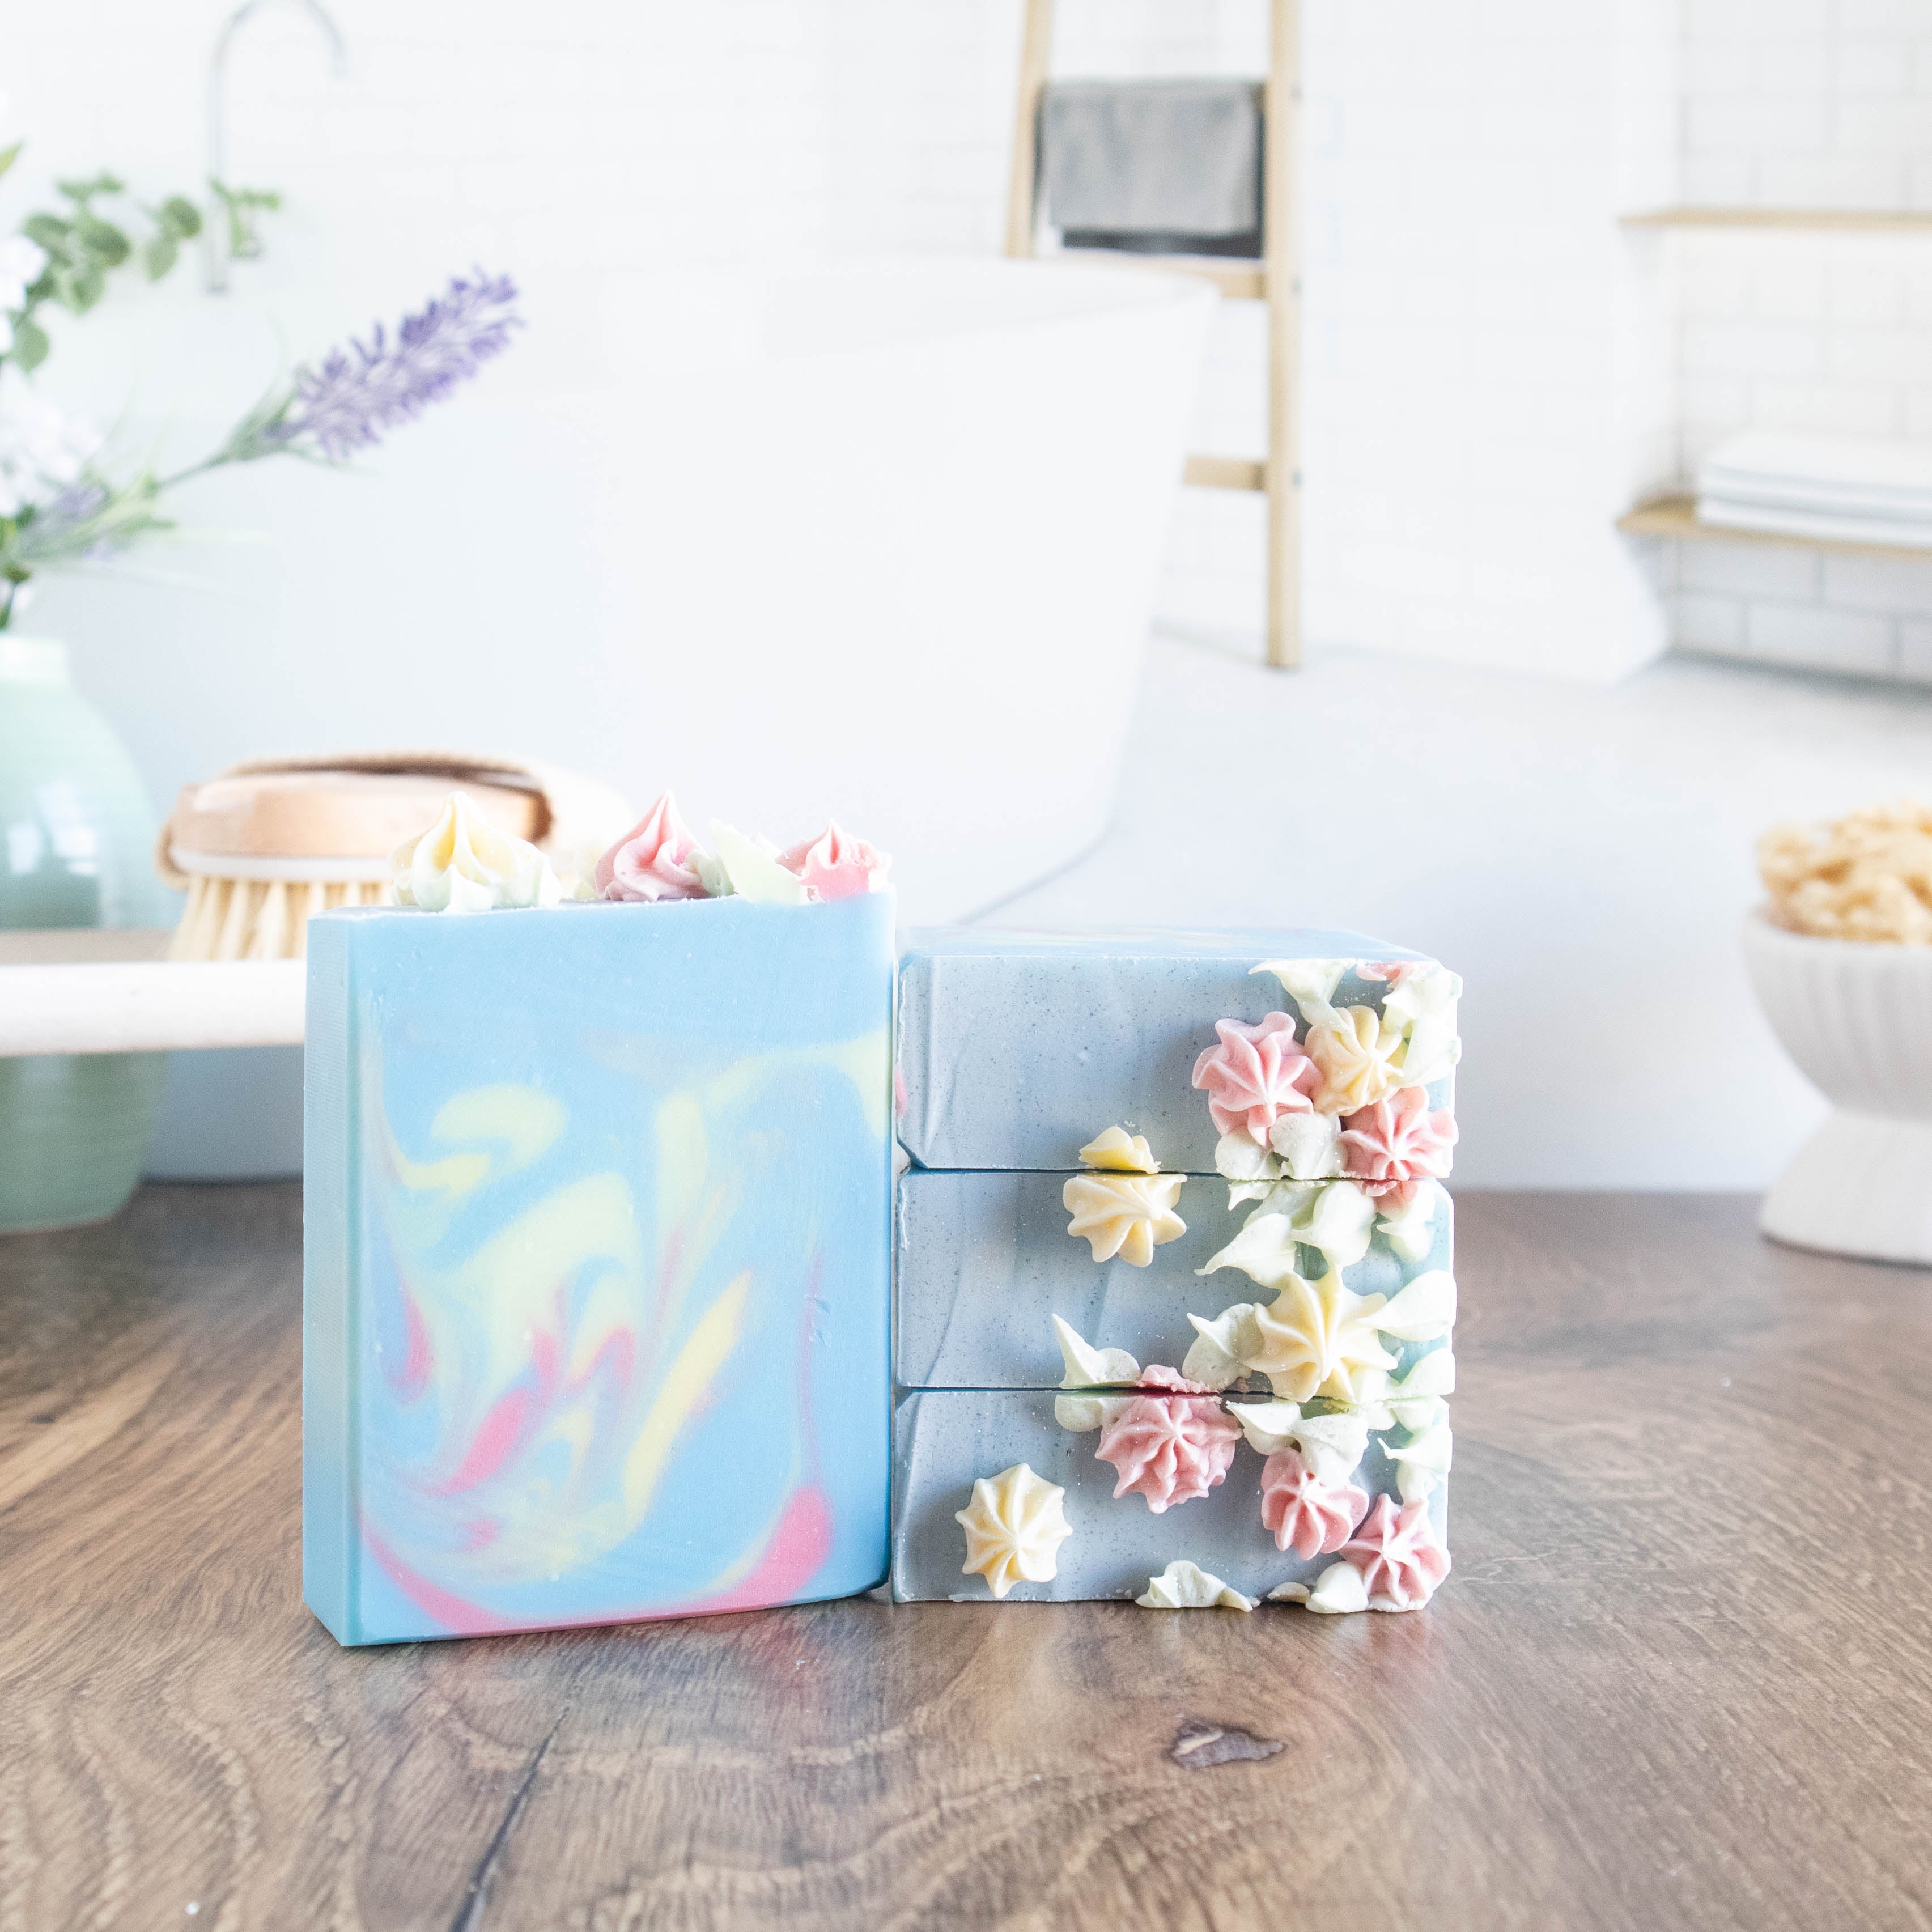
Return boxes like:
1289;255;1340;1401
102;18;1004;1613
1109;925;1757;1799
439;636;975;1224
1742;909;1932;1264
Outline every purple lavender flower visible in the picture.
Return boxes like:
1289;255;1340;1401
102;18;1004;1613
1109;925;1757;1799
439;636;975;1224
269;270;521;461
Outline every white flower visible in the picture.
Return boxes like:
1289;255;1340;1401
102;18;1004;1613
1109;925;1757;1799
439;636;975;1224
0;370;101;519
1136;1560;1254;1611
0;234;49;313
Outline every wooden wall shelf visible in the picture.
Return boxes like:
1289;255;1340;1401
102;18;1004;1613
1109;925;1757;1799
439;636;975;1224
1621;206;1932;232
1617;493;1932;561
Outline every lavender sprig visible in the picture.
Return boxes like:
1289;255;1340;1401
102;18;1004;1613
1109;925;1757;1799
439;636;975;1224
2;267;525;625
247;270;523;464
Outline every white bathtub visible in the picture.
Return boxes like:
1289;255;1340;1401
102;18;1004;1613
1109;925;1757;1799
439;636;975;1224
56;255;1215;923
40;256;1215;1171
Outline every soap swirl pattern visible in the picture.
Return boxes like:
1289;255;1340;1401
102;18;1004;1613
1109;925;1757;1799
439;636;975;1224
358;1031;888;1634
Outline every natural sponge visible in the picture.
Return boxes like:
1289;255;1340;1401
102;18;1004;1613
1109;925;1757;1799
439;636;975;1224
1759;800;1932;944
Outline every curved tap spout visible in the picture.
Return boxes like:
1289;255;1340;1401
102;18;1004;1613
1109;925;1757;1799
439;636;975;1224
205;0;347;292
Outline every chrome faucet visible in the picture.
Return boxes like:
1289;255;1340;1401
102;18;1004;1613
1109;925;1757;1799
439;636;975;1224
205;0;347;292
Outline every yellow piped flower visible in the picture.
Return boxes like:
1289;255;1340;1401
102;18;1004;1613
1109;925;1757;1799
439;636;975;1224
1306;1005;1407;1115
1247;1268;1397;1403
1063;1171;1187;1266
956;1463;1073;1599
1078;1124;1161;1173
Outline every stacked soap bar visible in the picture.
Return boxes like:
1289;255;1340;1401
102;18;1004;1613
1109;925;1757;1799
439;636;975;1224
304;893;894;1645
891;928;1460;1614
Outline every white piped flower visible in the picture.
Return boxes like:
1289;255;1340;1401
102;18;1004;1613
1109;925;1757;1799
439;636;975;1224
391;791;562;912
1271;1560;1369;1615
1078;1124;1160;1173
1063;1170;1186;1266
1136;1559;1254;1611
708;821;810;905
1376;1180;1443;1263
955;1463;1073;1600
1051;1314;1140;1389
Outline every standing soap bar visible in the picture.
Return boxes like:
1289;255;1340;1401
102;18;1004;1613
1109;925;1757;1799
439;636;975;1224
303;890;894;1644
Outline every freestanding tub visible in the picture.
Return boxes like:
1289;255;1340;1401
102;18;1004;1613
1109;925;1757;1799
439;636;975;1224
41;256;1216;1172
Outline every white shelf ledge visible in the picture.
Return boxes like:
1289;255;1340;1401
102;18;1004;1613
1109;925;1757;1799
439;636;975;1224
1617;494;1932;561
1621;206;1932;232
0;929;304;1057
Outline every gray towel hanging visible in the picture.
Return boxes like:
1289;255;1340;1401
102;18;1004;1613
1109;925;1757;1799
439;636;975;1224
1041;78;1263;258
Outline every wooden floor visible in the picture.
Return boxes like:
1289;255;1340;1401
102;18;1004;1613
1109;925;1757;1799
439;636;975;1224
3;1187;1930;1931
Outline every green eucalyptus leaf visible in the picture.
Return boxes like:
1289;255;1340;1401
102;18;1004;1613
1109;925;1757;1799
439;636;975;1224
22;214;70;251
76;218;130;265
70;265;105;312
161;196;202;238
144;233;178;281
0;142;20;182
12;319;49;372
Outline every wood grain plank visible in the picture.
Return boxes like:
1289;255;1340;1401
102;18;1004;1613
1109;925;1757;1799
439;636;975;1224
3;1188;1930;1930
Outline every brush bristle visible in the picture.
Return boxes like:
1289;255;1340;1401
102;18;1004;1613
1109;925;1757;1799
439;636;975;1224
168;875;393;961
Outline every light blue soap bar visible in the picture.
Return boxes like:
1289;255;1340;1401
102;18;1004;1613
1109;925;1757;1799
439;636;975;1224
891;1389;1448;1604
894;1168;1453;1390
894;926;1448;1171
303;893;894;1646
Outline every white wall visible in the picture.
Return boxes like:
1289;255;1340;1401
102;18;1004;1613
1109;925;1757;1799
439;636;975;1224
7;0;1679;691
1658;0;1932;680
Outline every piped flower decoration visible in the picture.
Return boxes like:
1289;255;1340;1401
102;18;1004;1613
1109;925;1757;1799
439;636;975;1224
1305;1005;1407;1116
779;819;891;900
1192;1013;1320;1144
391;791;561;913
595;791;706;902
1063;1171;1186;1266
1339;1496;1451;1610
1094;1368;1241;1513
1246;1268;1396;1404
1259;1449;1370;1557
1339;1088;1458;1192
1078;1124;1160;1173
1136;1560;1254;1611
955;1463;1073;1600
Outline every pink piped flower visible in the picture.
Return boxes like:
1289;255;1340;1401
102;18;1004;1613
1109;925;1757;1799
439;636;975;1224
1259;1450;1370;1557
1356;961;1422;985
1339;1495;1451;1610
779;820;891;901
1191;1012;1320;1145
1095;1373;1241;1514
1339;1087;1458;1192
596;792;706;902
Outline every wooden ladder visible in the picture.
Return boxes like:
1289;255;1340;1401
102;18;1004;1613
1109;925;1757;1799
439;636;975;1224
1004;0;1301;669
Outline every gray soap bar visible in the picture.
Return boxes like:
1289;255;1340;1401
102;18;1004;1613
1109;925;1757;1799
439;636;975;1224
894;926;1445;1171
891;1389;1448;1604
894;1169;1454;1390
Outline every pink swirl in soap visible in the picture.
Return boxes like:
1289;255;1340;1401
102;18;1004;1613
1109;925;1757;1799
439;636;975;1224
779;821;890;901
1339;1087;1458;1191
1191;1013;1320;1144
1095;1373;1241;1513
1340;1494;1451;1609
1259;1449;1370;1557
596;792;707;902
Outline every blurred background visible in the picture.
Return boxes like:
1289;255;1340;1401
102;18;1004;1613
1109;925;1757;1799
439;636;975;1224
6;0;1932;1198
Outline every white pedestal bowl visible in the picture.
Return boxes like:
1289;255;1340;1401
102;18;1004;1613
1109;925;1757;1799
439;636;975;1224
1742;910;1932;1265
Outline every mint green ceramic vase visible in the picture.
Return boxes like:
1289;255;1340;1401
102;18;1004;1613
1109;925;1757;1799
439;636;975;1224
0;636;169;1232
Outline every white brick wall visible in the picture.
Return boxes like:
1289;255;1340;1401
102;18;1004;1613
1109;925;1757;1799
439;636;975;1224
3;0;1678;682
1662;0;1932;682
